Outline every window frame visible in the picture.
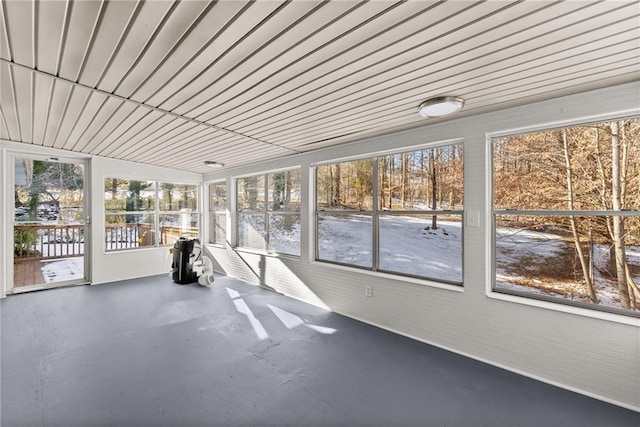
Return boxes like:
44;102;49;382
490;116;640;318
208;181;227;247
235;168;301;256
314;143;464;285
103;178;200;252
157;182;200;247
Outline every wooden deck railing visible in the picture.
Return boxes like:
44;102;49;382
15;223;200;259
14;224;84;262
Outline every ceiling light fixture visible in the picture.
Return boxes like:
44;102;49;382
204;161;225;168
418;96;465;118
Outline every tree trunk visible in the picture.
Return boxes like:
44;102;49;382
610;121;631;308
430;149;437;229
334;164;341;207
562;130;599;303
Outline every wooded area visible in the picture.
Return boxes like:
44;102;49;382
316;145;464;212
493;118;640;311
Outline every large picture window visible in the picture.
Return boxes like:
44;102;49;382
236;169;301;256
104;179;199;251
316;144;464;283
492;117;640;316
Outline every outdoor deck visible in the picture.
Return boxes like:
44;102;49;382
13;259;46;288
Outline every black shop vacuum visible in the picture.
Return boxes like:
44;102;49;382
170;237;215;286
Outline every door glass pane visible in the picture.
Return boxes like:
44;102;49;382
14;159;86;288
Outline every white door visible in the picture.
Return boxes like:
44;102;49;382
10;155;90;293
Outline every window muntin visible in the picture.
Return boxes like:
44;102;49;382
492;118;640;316
209;182;227;245
236;170;301;255
104;179;199;251
315;145;464;283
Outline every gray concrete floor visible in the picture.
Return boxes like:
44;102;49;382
1;274;639;426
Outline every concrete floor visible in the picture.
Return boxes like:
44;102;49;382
1;274;639;426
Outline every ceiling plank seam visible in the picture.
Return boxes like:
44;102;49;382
111;1;180;95
31;0;36;69
49;83;75;148
0;0;13;61
74;0;106;83
94;0;144;89
7;63;22;142
55;0;72;77
69;93;110;152
189;0;374;123
40;78;56;146
128;1;216;101
2;59;300;154
136;1;253;105
157;0;289;112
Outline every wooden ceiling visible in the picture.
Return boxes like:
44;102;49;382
1;0;639;173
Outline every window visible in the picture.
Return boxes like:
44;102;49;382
316;144;464;283
104;179;156;250
236;170;301;256
209;182;227;245
159;183;199;246
104;179;199;251
492;117;640;316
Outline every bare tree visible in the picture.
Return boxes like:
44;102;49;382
561;130;599;303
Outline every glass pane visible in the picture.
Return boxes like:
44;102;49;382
268;213;300;255
268;170;301;212
104;179;155;212
495;214;640;313
316;159;373;211
378;145;463;211
14;159;86;288
317;213;372;267
159;213;199;245
238;213;266;251
493;118;640;211
379;214;462;282
209;213;226;245
237;176;265;211
105;214;156;251
209;182;226;211
159;183;198;212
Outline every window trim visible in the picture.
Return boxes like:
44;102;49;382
103;178;201;252
314;143;465;284
488;117;640;320
208;180;227;247
235;168;301;256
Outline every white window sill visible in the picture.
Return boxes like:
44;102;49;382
488;290;640;327
310;259;464;293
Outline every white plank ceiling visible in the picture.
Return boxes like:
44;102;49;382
1;0;639;173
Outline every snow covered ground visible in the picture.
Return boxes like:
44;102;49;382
317;214;462;282
496;226;639;310
41;257;85;284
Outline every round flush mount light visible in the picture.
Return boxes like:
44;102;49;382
204;160;225;168
418;96;465;118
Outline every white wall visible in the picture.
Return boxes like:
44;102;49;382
0;141;202;292
203;82;640;412
90;156;202;284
